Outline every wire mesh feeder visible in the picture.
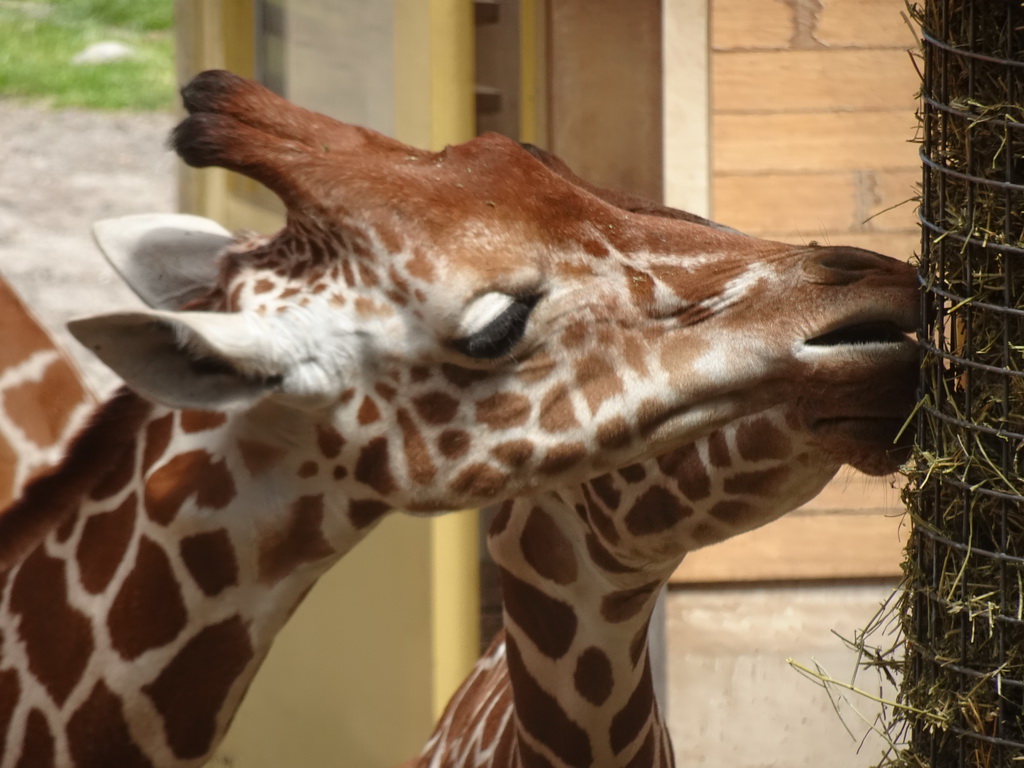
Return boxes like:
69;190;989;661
891;2;1024;766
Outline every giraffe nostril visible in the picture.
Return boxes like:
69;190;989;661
815;247;889;273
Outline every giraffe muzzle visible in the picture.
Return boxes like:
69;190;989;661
800;344;919;475
809;414;914;475
804;319;912;348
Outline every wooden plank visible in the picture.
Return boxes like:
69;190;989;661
816;0;918;49
714;49;918;113
672;510;907;583
672;468;907;583
870;168;920;227
711;0;914;52
714;172;858;235
547;0;662;200
714;169;919;238
711;0;794;51
714;110;919;174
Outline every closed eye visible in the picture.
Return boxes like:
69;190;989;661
452;293;541;359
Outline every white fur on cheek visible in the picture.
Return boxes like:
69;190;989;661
264;303;365;405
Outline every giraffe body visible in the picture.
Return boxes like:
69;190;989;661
0;277;94;511
0;70;917;767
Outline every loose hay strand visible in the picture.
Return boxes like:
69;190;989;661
858;2;1024;766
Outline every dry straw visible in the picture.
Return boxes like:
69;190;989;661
837;2;1024;766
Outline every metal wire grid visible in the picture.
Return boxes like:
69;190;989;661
907;2;1024;765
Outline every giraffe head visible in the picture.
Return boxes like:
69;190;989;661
72;70;918;517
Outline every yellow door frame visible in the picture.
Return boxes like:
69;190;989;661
175;2;478;765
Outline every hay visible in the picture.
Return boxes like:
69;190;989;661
850;3;1024;766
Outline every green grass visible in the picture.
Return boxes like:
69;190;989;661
0;0;175;110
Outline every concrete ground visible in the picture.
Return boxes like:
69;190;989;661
0;100;176;395
667;581;900;767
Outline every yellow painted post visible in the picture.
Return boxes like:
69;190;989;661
394;0;475;150
429;511;480;718
174;0;226;221
174;2;480;765
393;0;480;720
518;0;547;146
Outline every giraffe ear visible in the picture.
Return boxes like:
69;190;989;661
92;214;231;310
67;309;291;410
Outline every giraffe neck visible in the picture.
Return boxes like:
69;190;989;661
414;496;678;768
0;389;377;768
490;493;676;768
418;409;840;768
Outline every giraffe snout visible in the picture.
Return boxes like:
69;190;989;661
805;245;918;291
790;248;920;474
798;245;919;351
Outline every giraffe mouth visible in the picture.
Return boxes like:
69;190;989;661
799;318;919;474
804;320;912;348
809;415;913;474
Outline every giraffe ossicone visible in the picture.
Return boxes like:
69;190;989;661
0;68;917;768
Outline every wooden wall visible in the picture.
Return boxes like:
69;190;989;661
667;8;921;764
711;0;919;260
672;0;921;583
547;0;663;201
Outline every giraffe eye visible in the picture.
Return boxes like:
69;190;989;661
452;293;541;359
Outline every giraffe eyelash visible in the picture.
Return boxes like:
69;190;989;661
452;292;541;360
